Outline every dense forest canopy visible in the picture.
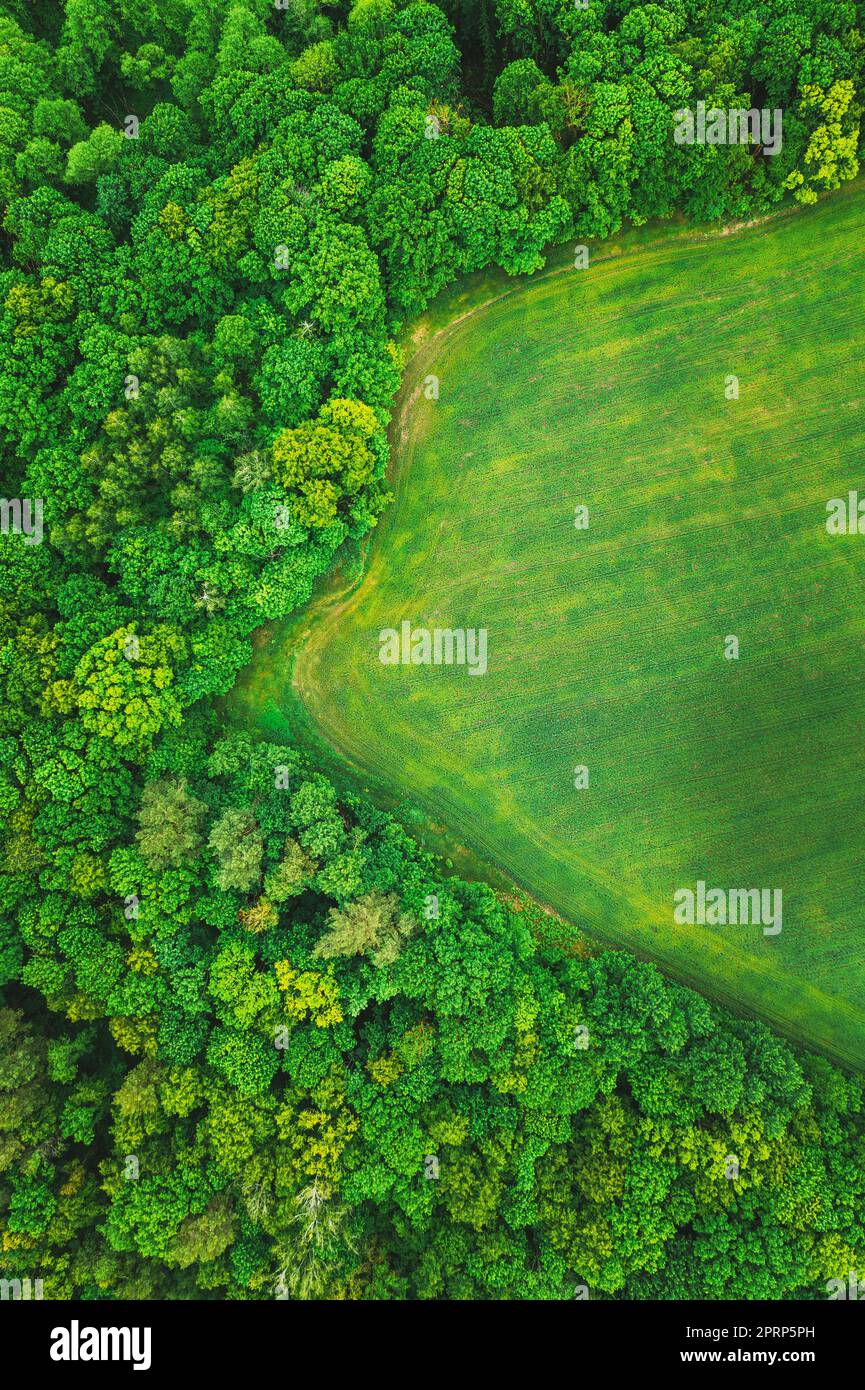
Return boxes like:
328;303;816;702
1;0;864;1299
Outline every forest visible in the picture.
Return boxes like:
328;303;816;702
1;0;864;1300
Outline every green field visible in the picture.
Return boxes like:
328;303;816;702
240;183;865;1067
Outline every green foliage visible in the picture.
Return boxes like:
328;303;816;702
6;726;865;1299
136;777;207;872
64;121;122;184
314;890;416;966
1;0;864;1304
208;807;264;893
64;625;188;754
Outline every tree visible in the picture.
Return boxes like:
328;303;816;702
785;82;860;204
265;837;316;902
271;396;380;528
208;807;264;893
64;122;122;185
136;776;207;871
62;624;188;755
313;890;416;966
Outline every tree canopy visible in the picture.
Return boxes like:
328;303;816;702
1;0;864;1301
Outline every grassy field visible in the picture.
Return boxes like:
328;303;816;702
235;182;865;1067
